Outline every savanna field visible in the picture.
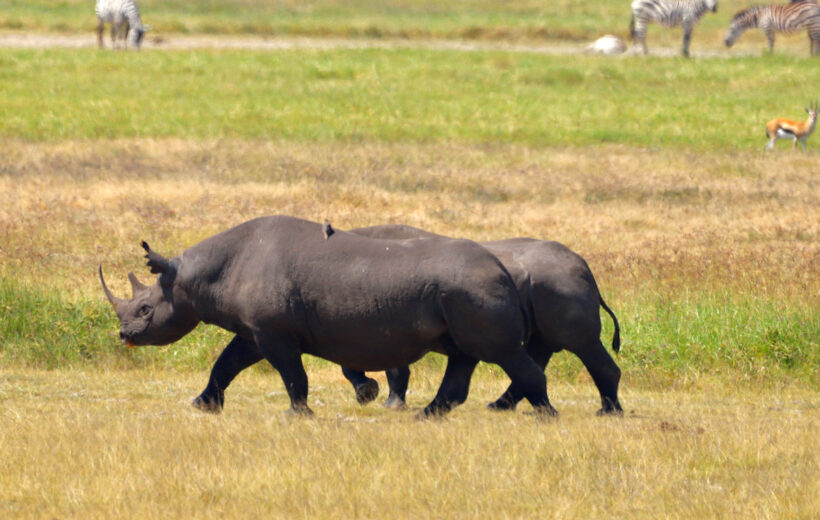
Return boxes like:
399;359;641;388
0;1;818;518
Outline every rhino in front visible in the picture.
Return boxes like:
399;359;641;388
100;215;555;417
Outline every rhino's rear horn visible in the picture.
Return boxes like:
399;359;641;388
141;241;173;274
128;272;149;295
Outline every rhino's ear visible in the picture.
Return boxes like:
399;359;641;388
142;241;172;274
141;241;177;287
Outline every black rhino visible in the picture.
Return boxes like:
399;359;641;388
100;215;558;417
341;225;623;415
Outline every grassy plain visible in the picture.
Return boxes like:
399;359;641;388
1;48;818;146
0;23;818;520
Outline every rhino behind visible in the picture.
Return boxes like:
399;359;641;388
343;225;623;415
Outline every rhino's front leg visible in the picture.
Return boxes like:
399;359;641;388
341;367;380;405
193;335;263;413
256;334;313;416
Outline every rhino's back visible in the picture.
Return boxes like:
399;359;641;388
182;216;523;368
483;238;603;347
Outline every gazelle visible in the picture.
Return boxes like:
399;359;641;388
765;101;818;150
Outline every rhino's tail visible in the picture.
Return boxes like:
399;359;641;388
599;296;621;353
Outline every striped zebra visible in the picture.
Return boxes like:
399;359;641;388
724;1;820;55
95;0;148;50
630;0;719;57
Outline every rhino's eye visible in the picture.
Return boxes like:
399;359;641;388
139;304;152;317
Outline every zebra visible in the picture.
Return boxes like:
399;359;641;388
724;1;820;55
95;0;148;50
629;0;719;57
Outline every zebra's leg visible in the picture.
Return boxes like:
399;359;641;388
111;21;119;49
631;18;648;55
682;22;694;58
637;29;649;55
766;30;775;53
123;20;131;49
96;20;104;48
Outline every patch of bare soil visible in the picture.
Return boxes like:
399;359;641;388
0;31;739;57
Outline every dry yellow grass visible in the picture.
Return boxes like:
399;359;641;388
0;366;817;519
1;138;817;303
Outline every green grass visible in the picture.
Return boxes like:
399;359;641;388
2;277;816;388
1;48;818;148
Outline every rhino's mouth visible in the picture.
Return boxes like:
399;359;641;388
120;332;137;348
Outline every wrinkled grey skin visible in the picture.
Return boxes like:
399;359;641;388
100;215;556;418
342;225;623;416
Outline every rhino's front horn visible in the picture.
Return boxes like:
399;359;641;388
99;266;127;314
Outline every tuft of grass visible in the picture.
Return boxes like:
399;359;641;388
616;294;819;386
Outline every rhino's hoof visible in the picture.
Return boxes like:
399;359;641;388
355;379;380;405
597;397;623;416
192;395;223;414
416;406;448;421
487;399;517;411
383;395;407;410
534;404;559;420
284;405;314;417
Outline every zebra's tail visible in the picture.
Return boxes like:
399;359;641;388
599;296;621;353
629;14;635;39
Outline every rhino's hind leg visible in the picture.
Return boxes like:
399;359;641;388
384;366;410;409
496;349;557;418
341;367;380;405
488;340;553;411
193;335;263;413
256;334;313;416
420;352;478;418
574;340;623;416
